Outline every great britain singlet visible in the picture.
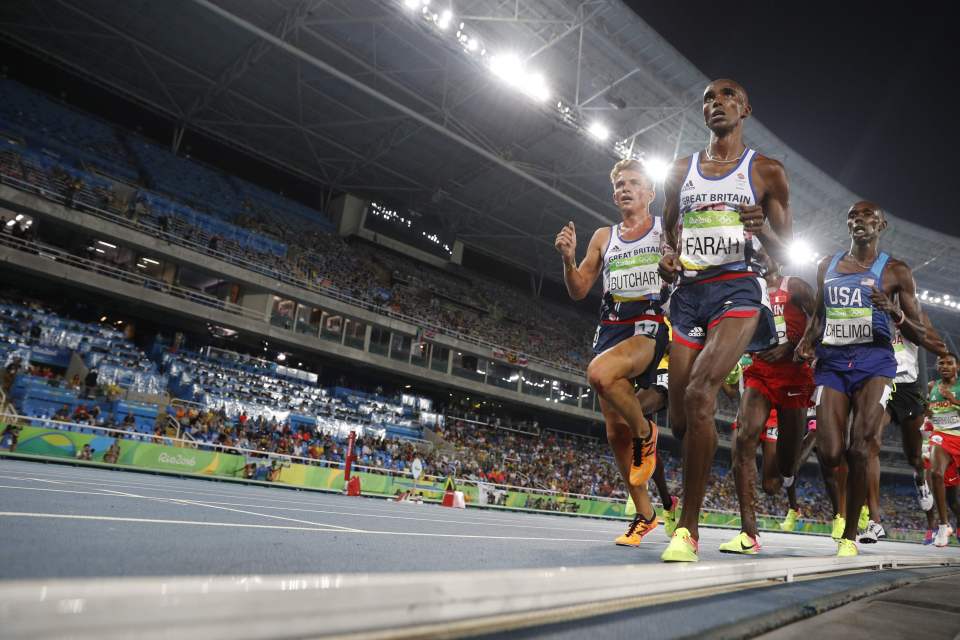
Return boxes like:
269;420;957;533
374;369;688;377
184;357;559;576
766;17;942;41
598;217;665;322
929;379;960;434
677;149;758;284
819;251;893;348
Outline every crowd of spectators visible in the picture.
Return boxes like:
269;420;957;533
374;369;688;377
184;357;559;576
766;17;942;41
1;125;595;371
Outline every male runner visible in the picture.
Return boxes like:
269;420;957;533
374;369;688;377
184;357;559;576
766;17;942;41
928;352;960;546
721;247;815;553
658;78;791;562
556;159;669;546
634;343;681;535
859;315;947;543
797;201;926;557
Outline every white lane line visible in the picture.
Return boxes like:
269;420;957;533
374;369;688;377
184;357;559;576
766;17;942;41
92;488;364;533
0;512;341;532
0;479;622;534
2;469;614;525
0;512;612;542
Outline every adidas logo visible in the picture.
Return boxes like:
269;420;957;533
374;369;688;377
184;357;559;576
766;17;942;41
681;180;695;192
687;326;705;338
610;244;621;252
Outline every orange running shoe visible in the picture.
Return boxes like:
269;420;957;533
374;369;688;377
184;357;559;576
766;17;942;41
629;420;658;485
615;514;659;547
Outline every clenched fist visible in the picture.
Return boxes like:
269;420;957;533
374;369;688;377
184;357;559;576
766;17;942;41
555;221;577;264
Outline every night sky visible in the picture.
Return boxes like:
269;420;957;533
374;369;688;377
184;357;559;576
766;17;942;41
627;1;959;237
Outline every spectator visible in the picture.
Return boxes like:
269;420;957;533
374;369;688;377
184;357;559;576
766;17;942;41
76;444;93;461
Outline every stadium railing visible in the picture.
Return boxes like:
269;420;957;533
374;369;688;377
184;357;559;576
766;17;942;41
0;233;264;323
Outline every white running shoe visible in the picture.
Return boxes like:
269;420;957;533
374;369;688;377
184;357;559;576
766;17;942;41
917;480;934;512
934;524;950;548
857;520;886;544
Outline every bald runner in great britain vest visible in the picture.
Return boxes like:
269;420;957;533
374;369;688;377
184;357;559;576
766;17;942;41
658;79;793;563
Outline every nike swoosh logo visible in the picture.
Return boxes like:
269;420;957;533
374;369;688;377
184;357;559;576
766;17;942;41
787;392;803;396
741;540;755;550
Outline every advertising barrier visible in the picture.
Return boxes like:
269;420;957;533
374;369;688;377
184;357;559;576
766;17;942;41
0;423;922;540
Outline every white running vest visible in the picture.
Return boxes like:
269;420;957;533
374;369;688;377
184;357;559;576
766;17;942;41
893;330;919;384
601;217;664;302
677;149;758;282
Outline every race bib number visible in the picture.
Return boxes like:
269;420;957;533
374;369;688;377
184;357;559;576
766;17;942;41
823;306;873;346
774;314;788;345
607;252;662;300
633;319;660;340
679;209;745;271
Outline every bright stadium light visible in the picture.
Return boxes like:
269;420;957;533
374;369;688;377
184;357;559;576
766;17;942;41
403;0;419;9
788;239;812;263
644;156;670;182
587;122;610;141
523;73;550;102
437;9;452;29
489;53;523;85
488;53;549;101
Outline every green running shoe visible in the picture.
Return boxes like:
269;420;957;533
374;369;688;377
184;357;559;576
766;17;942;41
831;514;846;541
718;531;761;554
661;527;699;562
779;508;799;532
837;538;858;557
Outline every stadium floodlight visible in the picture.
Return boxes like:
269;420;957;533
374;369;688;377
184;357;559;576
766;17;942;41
403;0;419;9
489;53;549;101
276;353;286;362
788;239;812;264
489;53;523;85
644;156;670;183
587;122;610;141
437;9;452;29
523;73;550;102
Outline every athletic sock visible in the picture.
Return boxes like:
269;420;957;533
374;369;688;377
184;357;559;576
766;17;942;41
783;475;795;488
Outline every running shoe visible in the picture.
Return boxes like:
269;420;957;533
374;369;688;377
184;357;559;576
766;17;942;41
615;514;659;547
629;422;658;486
857;520;886;544
934;524;950;548
831;514;846;541
837;538;859;558
719;531;761;554
916;479;934;512
858;505;870;531
663;496;680;537
661;527;699;562
923;529;935;545
780;508;799;532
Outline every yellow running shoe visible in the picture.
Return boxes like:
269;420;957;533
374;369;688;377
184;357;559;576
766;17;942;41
629;421;658;486
615;515;659;547
663;496;680;537
837;538;858;557
661;526;699;562
718;531;761;554
858;505;870;531
780;508;799;532
831;514;846;541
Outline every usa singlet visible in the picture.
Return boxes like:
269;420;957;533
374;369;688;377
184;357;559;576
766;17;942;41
819;251;893;348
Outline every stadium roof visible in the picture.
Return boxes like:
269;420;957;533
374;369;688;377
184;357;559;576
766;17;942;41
1;0;958;301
